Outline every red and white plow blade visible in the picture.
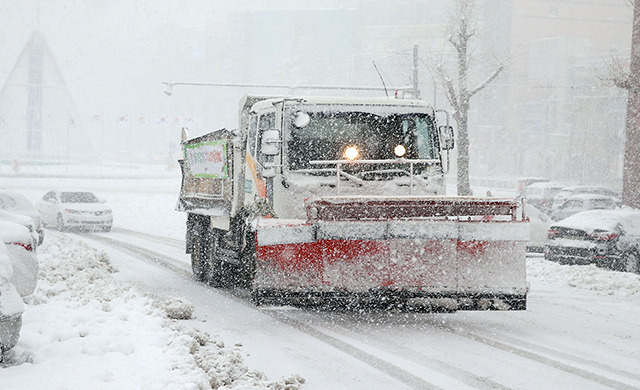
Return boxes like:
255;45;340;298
253;196;529;310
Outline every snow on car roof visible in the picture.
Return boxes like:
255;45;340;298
526;182;565;189
0;220;32;244
566;193;617;201
561;185;607;191
558;186;619;195
0;210;33;226
552;208;640;232
0;190;38;211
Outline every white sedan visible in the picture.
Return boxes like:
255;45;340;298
36;190;113;231
550;193;618;222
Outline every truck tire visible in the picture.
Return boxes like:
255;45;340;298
207;229;230;288
191;233;210;282
239;229;256;289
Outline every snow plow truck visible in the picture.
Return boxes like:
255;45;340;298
177;95;529;310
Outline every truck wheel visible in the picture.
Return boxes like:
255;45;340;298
237;229;256;289
624;250;640;274
191;234;209;282
207;230;228;288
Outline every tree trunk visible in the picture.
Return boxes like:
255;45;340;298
623;0;640;208
456;105;472;195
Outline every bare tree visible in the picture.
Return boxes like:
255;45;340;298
436;0;504;196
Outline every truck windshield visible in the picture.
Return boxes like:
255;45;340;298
286;111;439;176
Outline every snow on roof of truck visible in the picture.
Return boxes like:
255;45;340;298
246;95;434;115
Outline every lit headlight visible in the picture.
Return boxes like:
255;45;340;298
394;144;406;157
344;146;359;160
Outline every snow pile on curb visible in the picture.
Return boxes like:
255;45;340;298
527;256;640;296
2;233;304;389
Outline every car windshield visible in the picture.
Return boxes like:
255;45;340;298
592;198;615;209
286;111;439;176
0;194;17;209
61;192;99;203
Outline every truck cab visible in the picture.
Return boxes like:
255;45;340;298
242;96;452;219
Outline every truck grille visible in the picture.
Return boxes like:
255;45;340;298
552;227;589;240
546;245;594;258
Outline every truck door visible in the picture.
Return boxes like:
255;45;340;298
256;111;277;202
245;111;277;206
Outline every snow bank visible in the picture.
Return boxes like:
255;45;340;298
1;232;304;389
527;255;640;296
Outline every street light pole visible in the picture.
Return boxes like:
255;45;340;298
162;82;411;96
413;44;421;99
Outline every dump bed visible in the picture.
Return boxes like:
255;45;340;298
176;129;235;218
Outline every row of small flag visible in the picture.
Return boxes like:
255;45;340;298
93;114;197;126
0;114;196;127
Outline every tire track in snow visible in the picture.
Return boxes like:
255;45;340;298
263;309;445;390
269;310;512;390
443;326;640;390
110;227;185;248
79;231;640;390
470;330;640;385
80;232;192;278
79;232;443;390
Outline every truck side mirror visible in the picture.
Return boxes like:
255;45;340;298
440;125;455;150
261;129;281;156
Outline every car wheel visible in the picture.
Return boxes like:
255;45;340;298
623;250;640;274
56;213;65;231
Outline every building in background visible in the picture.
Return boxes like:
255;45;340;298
501;0;630;188
0;31;95;165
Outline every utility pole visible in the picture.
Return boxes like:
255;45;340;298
412;44;420;99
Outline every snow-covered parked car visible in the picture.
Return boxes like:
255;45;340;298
550;194;618;222
0;210;39;249
0;220;38;297
544;209;640;273
517;182;564;215
36;190;113;231
550;185;620;211
525;204;552;252
0;241;25;355
0;190;45;245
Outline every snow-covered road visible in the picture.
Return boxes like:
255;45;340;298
2;169;640;389
80;228;640;389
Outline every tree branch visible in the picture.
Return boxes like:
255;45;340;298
437;66;460;111
448;34;461;52
468;63;504;98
